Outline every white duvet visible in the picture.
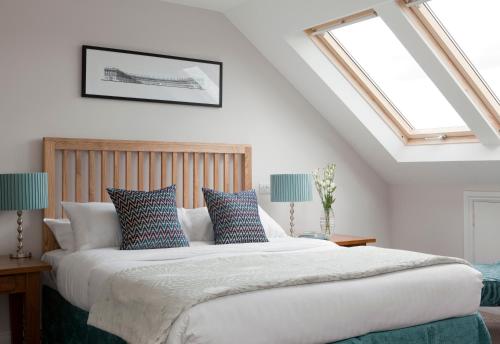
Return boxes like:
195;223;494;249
53;238;483;344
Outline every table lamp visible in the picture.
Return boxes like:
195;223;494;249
270;173;312;237
0;173;48;259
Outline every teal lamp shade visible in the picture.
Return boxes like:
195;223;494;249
270;174;312;203
0;173;48;211
1;173;48;259
270;174;312;237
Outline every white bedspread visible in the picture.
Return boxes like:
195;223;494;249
54;238;483;344
41;249;70;289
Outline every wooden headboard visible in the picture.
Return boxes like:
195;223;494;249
42;137;252;252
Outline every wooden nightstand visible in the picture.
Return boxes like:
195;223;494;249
0;256;51;344
331;234;376;247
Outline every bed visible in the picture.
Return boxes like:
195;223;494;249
40;137;490;344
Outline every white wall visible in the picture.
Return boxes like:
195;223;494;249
390;184;500;258
0;0;390;335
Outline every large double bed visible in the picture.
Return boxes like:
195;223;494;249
40;137;490;344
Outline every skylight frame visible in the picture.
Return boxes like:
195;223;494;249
404;1;500;131
307;10;477;145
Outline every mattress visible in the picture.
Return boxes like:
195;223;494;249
42;249;72;289
47;238;483;344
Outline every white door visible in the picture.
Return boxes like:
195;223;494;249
472;201;500;264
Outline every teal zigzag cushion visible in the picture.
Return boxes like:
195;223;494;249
203;188;268;245
107;185;189;250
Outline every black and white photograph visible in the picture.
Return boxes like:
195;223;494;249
82;45;222;107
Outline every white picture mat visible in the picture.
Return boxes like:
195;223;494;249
84;49;221;105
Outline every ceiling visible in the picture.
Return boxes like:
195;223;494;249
160;0;500;184
160;0;249;12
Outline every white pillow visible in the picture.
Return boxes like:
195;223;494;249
62;202;122;250
179;207;214;242
43;218;75;251
178;206;287;241
258;206;288;238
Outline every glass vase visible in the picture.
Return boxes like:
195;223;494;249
320;208;334;237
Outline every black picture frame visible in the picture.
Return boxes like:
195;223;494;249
81;45;223;107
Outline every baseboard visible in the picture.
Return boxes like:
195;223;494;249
0;331;10;344
481;307;500;316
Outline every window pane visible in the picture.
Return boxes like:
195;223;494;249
428;0;500;103
330;16;467;130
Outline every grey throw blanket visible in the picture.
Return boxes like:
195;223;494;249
88;245;468;344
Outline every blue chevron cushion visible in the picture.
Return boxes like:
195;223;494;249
202;188;268;245
107;185;189;250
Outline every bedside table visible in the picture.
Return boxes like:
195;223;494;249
0;256;51;344
331;234;376;247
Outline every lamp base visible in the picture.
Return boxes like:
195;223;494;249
10;251;32;259
289;202;295;237
10;210;31;259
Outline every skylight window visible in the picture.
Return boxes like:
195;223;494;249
406;0;500;133
330;16;467;131
426;0;500;104
307;11;476;144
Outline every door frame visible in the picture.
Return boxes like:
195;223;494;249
464;191;500;262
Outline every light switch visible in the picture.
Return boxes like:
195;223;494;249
259;183;271;194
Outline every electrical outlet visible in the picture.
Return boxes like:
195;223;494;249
259;183;271;194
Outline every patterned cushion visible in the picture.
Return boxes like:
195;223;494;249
202;188;268;245
107;185;189;250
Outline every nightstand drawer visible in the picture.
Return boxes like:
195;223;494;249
0;276;16;292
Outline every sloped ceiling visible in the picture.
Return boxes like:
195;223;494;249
162;0;500;184
159;0;248;12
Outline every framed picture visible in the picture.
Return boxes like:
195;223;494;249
82;45;222;107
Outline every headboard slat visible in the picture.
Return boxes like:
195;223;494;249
203;153;209;206
42;137;252;253
61;151;69;216
101;151;108;202
161;153;168;188
43;138;57;251
172;152;178;201
125;152;133;189
193;153;200;207
138;152;145;191
75;151;82;202
223;154;230;192
149;152;156;191
183;153;189;208
233;153;240;193
243;146;252;190
89;151;96;202
214;154;220;191
113;151;120;188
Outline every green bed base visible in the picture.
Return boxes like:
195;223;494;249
43;286;125;344
475;263;500;307
42;286;491;344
